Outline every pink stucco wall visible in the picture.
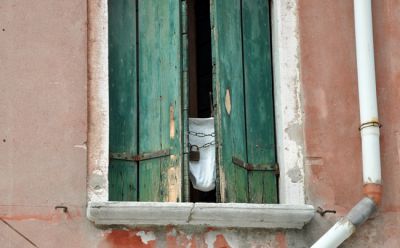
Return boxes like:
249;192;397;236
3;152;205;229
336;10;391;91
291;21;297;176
300;1;400;247
1;0;399;247
0;0;97;247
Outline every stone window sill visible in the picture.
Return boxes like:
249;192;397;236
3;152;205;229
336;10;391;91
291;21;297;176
87;202;315;229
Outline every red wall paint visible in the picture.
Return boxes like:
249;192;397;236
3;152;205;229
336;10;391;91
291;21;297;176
213;234;231;248
101;230;156;248
275;232;287;248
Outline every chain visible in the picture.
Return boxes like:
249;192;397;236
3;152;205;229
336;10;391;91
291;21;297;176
189;141;216;149
188;130;215;138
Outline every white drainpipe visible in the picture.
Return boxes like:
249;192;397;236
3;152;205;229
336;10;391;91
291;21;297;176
312;1;382;247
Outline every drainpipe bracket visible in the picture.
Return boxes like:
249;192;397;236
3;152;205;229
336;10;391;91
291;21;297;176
359;121;382;131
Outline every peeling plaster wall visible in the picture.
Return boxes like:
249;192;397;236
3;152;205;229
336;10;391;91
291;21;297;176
98;227;309;248
299;1;400;247
1;0;400;247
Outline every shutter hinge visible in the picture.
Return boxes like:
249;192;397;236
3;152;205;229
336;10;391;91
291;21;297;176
232;156;279;175
110;149;171;162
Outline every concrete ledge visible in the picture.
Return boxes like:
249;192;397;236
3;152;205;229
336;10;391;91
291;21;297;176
88;202;315;229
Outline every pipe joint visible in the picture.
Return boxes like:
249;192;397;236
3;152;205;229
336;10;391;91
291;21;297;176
346;197;377;227
363;183;382;205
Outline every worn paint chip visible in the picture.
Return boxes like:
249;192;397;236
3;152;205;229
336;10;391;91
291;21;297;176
219;169;226;202
225;89;231;115
168;167;179;202
170;105;175;139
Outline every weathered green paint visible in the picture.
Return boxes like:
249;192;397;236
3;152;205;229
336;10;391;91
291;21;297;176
109;0;183;202
242;0;277;203
212;0;277;203
108;0;138;201
211;0;248;203
109;0;275;203
138;0;182;202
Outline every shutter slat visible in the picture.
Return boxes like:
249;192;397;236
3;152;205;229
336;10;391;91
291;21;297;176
138;0;182;202
212;0;277;203
108;0;138;201
212;0;248;203
242;0;278;203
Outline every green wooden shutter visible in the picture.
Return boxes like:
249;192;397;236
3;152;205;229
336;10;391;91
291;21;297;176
109;0;138;201
211;0;277;203
137;0;183;202
109;0;184;202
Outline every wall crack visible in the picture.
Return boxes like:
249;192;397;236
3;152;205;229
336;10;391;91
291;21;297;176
187;203;195;223
0;218;39;247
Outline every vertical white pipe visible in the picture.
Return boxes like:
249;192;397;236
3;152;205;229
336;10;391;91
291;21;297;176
312;1;382;246
354;0;381;184
354;0;378;123
361;127;381;184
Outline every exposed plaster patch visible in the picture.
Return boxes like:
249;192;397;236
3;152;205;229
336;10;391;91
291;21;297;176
291;75;303;125
205;231;218;248
285;123;304;146
74;143;87;150
167;227;177;237
287;166;302;183
90;169;107;183
88;169;108;202
272;0;305;204
221;232;239;248
286;1;295;11
136;231;156;245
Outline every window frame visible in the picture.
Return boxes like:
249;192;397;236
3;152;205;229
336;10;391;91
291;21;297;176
87;0;312;228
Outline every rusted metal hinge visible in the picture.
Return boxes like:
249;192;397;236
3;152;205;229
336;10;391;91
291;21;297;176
110;149;170;162
232;156;279;174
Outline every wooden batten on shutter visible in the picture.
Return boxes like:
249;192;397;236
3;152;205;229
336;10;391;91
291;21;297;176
212;0;278;203
109;0;184;202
